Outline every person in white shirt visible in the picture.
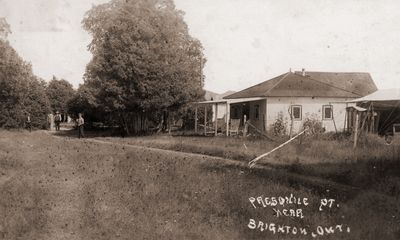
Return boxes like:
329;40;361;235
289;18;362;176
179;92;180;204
26;113;32;132
77;113;85;138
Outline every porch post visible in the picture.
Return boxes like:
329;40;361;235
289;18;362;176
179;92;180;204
194;105;198;133
353;112;359;149
214;103;218;136
226;102;230;136
343;107;348;133
243;114;247;137
204;105;207;136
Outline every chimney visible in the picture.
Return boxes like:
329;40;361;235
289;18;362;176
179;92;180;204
301;68;306;76
289;68;292;73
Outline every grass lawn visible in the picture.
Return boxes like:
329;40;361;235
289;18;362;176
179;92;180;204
1;130;399;239
83;132;400;194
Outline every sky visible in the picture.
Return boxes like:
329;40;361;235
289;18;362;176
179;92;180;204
1;0;400;93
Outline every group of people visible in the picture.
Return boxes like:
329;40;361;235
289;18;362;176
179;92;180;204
52;112;85;138
42;111;86;138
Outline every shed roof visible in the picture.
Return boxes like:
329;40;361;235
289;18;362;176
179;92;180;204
348;89;400;110
349;89;400;102
224;71;377;99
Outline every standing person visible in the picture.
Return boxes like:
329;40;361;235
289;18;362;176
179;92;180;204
77;113;85;138
26;113;32;132
55;111;62;131
47;113;54;130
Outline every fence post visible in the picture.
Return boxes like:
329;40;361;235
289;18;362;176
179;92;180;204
353;112;359;149
226;102;230;136
215;103;218;136
204;105;207;136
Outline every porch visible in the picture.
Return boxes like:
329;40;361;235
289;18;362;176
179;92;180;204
194;97;267;136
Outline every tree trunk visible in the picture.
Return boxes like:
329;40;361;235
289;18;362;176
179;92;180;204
162;110;169;132
119;112;130;137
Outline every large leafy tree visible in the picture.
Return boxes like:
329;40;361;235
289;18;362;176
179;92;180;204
46;76;76;113
67;84;99;120
0;18;51;129
82;0;205;130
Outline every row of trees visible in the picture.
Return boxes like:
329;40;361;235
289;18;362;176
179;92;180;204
1;0;206;132
0;18;77;129
0;18;48;128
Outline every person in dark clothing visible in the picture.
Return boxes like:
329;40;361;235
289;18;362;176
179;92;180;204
77;113;85;138
55;111;62;131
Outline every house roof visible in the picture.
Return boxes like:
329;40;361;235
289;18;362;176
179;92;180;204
204;90;236;101
224;71;377;99
197;97;267;105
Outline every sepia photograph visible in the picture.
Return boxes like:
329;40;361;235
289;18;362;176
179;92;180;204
0;0;399;239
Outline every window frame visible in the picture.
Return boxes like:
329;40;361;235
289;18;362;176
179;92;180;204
322;105;333;120
291;105;302;121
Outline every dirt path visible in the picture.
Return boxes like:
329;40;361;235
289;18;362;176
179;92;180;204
49;132;358;195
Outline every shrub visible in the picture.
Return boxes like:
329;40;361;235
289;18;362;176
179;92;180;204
271;112;287;136
302;116;325;138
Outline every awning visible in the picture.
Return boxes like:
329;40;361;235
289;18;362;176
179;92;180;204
348;106;367;112
348;89;400;103
347;89;400;110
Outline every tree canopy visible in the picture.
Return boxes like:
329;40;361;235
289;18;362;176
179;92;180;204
46;76;76;113
0;37;50;128
0;17;11;40
67;84;98;121
0;21;51;128
82;0;205;118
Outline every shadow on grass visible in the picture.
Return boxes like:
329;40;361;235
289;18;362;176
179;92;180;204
51;128;211;139
51;128;125;139
281;158;400;198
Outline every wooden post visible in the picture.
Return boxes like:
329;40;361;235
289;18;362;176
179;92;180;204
375;112;380;133
370;112;375;133
288;106;293;138
370;103;375;133
360;105;371;133
204;105;207;136
243;114;247;137
343;107;348;133
331;107;338;133
249;128;308;168
214;103;218;136
353;112;359;149
226;102;230;136
194;105;198;133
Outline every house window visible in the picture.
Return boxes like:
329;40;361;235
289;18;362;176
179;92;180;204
254;105;259;119
291;105;302;120
323;105;333;120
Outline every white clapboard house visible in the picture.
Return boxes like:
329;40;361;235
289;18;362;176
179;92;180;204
196;69;377;136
